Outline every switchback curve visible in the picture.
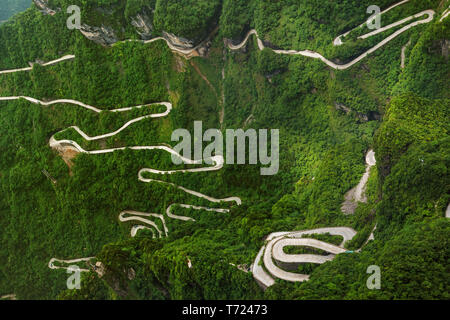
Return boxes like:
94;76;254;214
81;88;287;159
228;9;435;70
252;227;367;289
48;257;95;272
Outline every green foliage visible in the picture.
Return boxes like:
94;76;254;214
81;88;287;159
374;94;449;179
58;272;110;300
219;0;254;39
153;0;222;41
266;219;450;300
393;18;450;99
0;0;448;300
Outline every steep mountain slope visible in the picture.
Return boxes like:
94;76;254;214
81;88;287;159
0;0;448;300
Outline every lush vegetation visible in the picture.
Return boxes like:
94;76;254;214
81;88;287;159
154;0;221;41
0;0;448;300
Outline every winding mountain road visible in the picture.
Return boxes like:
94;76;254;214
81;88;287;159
252;149;377;288
0;94;379;285
253;227;365;289
333;0;411;46
0;93;240;242
2;1;446;78
440;6;450;22
138;170;241;222
0;55;75;75
3;3;444;285
0;2;441;80
272;238;344;265
48;257;95;272
228;9;435;70
166;204;230;222
119;211;167;238
0;96;102;113
117;37;200;57
138;170;242;206
115;26;219;59
0;97;173;146
0;96;215;169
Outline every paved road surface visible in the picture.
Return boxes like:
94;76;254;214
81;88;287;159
229;10;435;70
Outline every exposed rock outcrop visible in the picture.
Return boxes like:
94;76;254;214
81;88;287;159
33;0;59;15
368;111;382;121
93;261;106;278
127;268;136;280
163;31;194;49
131;11;154;40
334;103;375;122
32;1;211;54
34;1;118;46
334;102;351;114
356;112;369;122
79;24;118;46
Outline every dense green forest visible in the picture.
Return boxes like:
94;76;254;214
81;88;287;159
0;0;448;300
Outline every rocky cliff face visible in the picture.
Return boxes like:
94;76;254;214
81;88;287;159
79;24;118;46
32;1;202;51
428;39;450;59
33;0;59;15
163;31;195;49
334;102;351;114
131;10;153;40
334;102;376;122
33;0;119;46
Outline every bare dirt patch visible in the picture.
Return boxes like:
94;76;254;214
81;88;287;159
59;147;79;175
174;55;187;72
